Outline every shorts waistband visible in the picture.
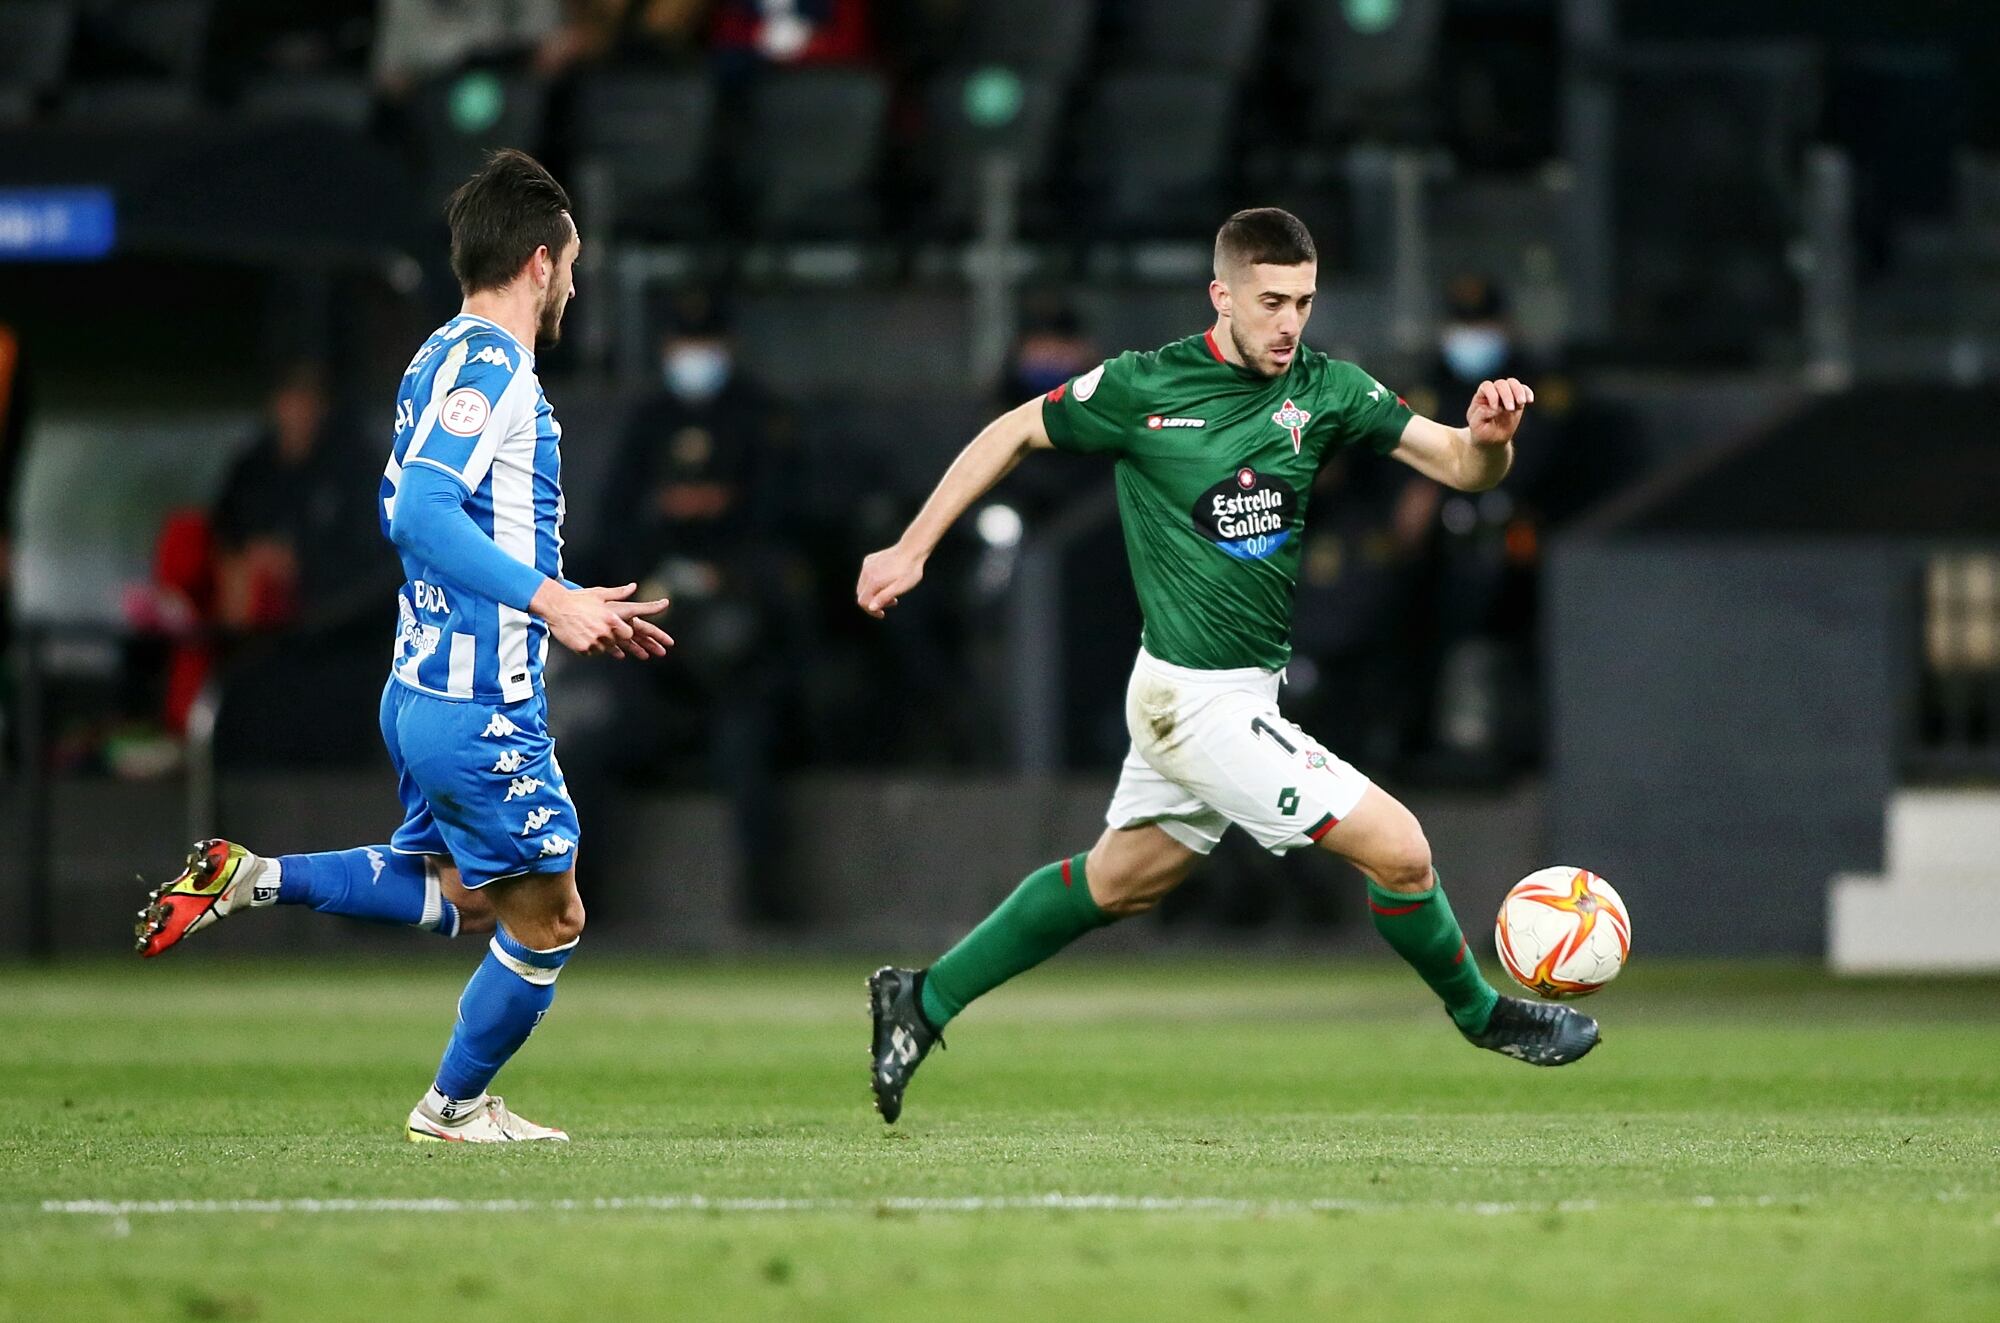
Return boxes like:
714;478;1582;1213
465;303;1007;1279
1136;648;1282;686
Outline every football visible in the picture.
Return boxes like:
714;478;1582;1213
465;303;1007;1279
1495;867;1632;998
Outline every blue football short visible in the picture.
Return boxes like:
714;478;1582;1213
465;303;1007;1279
379;679;581;889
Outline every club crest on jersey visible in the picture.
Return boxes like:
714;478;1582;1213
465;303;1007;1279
1192;468;1298;561
1271;399;1312;453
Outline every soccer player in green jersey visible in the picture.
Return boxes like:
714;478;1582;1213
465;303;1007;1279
857;207;1599;1124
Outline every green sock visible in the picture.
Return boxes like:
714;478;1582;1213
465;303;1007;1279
1368;870;1500;1034
920;853;1111;1030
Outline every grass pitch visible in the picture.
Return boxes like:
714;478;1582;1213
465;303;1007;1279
2;956;1996;1321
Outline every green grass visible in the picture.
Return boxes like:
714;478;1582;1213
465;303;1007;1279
2;957;1997;1321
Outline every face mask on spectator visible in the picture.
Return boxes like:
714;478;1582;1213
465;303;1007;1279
665;344;731;402
1440;326;1509;381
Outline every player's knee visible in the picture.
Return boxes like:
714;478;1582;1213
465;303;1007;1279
456;904;498;937
1372;826;1435;895
1089;855;1194;919
547;894;586;947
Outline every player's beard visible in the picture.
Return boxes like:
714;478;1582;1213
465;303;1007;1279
1228;321;1289;379
537;284;568;346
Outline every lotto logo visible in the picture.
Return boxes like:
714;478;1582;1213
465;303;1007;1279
521;807;559;834
505;776;547;801
538;835;574;858
481;714;520;739
492;750;525;774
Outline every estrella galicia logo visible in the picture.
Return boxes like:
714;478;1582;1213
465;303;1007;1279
1193;467;1297;560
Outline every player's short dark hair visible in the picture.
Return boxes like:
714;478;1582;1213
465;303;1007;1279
1214;208;1317;276
445;149;574;295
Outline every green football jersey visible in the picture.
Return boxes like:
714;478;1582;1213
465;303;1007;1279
1041;329;1413;671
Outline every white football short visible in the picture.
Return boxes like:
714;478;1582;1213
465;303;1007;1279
1105;648;1373;855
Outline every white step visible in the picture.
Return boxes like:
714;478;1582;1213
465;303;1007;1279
1829;873;2000;973
1884;790;2000;878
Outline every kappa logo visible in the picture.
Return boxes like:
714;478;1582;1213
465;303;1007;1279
480;714;520;739
538;834;574;858
492;750;526;774
505;776;546;802
1271;399;1313;454
366;847;387;884
1146;415;1207;429
470;345;512;371
521;807;559;835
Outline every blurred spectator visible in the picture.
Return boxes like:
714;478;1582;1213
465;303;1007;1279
128;362;391;750
999;294;1097;403
374;0;565;96
582;290;811;923
210;363;384;635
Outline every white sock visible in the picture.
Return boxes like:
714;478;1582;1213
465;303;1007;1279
422;1085;487;1126
240;856;281;908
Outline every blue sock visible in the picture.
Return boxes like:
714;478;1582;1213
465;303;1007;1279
276;846;459;936
432;926;578;1101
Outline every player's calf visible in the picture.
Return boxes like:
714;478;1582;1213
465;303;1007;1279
413;872;583;1141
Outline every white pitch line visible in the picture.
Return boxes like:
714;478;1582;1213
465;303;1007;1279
31;1192;1885;1219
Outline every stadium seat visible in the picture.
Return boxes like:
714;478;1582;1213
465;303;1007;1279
919;72;1065;236
571;71;718;240
238;75;375;133
84;0;211;83
408;72;548;203
1073;72;1237;236
1294;0;1444;138
0;0;75;94
734;289;971;398
950;0;1093;84
61;79;200;126
1113;0;1268;77
1613;43;1821;360
731;68;889;239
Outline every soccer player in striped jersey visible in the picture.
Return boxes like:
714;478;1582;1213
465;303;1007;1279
860;208;1599;1124
135;150;672;1143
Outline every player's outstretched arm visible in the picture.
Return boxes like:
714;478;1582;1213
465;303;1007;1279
856;396;1054;618
1389;377;1533;492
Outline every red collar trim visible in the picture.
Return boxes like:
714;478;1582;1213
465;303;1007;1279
1203;328;1229;364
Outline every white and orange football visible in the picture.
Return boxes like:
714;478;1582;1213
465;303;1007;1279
1495;867;1632;999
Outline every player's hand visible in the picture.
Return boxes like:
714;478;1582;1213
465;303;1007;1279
531;581;672;659
857;544;924;618
1466;378;1534;446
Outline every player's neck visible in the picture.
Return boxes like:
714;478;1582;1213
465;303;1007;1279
1206;320;1246;368
460;292;537;355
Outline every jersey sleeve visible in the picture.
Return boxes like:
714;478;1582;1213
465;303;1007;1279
402;334;527;492
1324;360;1415;456
1039;353;1140;456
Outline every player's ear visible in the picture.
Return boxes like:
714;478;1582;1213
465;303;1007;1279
1209;278;1229;318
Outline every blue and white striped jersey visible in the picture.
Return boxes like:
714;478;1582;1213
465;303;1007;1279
379;313;565;704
